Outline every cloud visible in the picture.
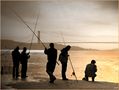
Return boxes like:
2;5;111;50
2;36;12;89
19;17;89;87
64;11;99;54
1;0;118;49
97;0;118;10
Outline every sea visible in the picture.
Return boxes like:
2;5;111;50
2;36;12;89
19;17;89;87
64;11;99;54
1;50;119;83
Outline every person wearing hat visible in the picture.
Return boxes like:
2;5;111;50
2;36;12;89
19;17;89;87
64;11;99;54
59;45;71;80
83;60;97;82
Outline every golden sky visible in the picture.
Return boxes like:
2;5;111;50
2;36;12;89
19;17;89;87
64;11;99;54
1;0;118;50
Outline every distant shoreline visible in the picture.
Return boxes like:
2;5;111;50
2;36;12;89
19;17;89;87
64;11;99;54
1;39;87;50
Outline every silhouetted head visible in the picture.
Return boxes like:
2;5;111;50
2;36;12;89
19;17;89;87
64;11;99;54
61;45;71;52
66;45;71;51
50;43;54;48
15;46;19;51
23;47;27;52
91;60;96;64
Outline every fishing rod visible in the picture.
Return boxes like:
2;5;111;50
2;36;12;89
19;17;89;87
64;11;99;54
10;7;59;65
10;7;46;48
60;31;78;82
68;56;78;81
29;12;40;52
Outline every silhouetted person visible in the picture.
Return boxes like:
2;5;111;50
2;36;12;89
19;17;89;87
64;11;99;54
21;47;30;79
83;60;97;82
59;45;71;80
12;46;21;79
44;43;57;83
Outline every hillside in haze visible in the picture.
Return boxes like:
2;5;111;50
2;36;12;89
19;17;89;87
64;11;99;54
1;39;92;50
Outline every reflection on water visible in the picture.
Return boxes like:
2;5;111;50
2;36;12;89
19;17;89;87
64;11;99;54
63;50;119;83
64;51;119;82
29;50;119;83
1;50;119;83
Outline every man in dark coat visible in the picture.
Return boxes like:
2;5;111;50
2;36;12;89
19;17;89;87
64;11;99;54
44;43;57;83
59;45;71;80
21;47;30;79
84;60;97;82
12;46;21;79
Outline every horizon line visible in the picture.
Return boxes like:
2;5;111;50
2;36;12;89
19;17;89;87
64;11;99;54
1;39;119;44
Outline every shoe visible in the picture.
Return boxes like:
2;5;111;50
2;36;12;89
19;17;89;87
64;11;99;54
82;77;87;81
15;77;19;80
62;78;68;80
21;76;26;79
50;76;56;83
49;80;54;83
25;76;28;77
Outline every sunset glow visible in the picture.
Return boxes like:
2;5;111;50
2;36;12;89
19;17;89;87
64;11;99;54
1;0;118;50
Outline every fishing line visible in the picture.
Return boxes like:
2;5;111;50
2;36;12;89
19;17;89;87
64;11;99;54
10;7;46;48
10;7;59;65
29;12;40;52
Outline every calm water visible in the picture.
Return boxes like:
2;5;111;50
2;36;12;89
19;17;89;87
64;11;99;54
28;50;119;83
1;50;119;83
66;51;119;83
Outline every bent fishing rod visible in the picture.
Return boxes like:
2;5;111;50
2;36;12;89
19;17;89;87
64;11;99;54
60;32;78;82
11;7;59;65
10;7;46;49
29;12;40;52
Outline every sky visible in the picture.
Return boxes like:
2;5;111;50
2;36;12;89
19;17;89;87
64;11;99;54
1;0;119;50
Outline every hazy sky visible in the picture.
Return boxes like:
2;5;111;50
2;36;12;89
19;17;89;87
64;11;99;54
1;0;118;50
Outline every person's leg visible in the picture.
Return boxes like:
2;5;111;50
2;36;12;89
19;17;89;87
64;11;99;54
92;77;95;82
12;65;15;79
46;62;52;76
24;63;27;77
21;64;26;78
62;63;68;80
21;64;23;78
49;75;56;83
85;75;89;81
16;64;19;78
46;63;56;83
16;67;18;79
47;70;56;83
46;69;54;80
50;63;56;82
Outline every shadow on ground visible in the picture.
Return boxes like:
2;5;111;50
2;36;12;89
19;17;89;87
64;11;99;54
3;77;118;90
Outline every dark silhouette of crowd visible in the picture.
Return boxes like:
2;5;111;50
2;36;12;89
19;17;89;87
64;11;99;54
11;46;30;80
11;44;97;83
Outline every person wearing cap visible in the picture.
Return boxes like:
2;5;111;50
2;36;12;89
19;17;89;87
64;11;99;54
83;60;97;82
59;45;71;80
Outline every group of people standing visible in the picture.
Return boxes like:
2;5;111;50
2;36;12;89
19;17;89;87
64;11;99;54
44;43;97;83
12;46;30;80
44;43;71;83
12;43;97;83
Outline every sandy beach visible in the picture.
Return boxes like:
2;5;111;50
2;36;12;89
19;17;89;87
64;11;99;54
1;50;119;89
